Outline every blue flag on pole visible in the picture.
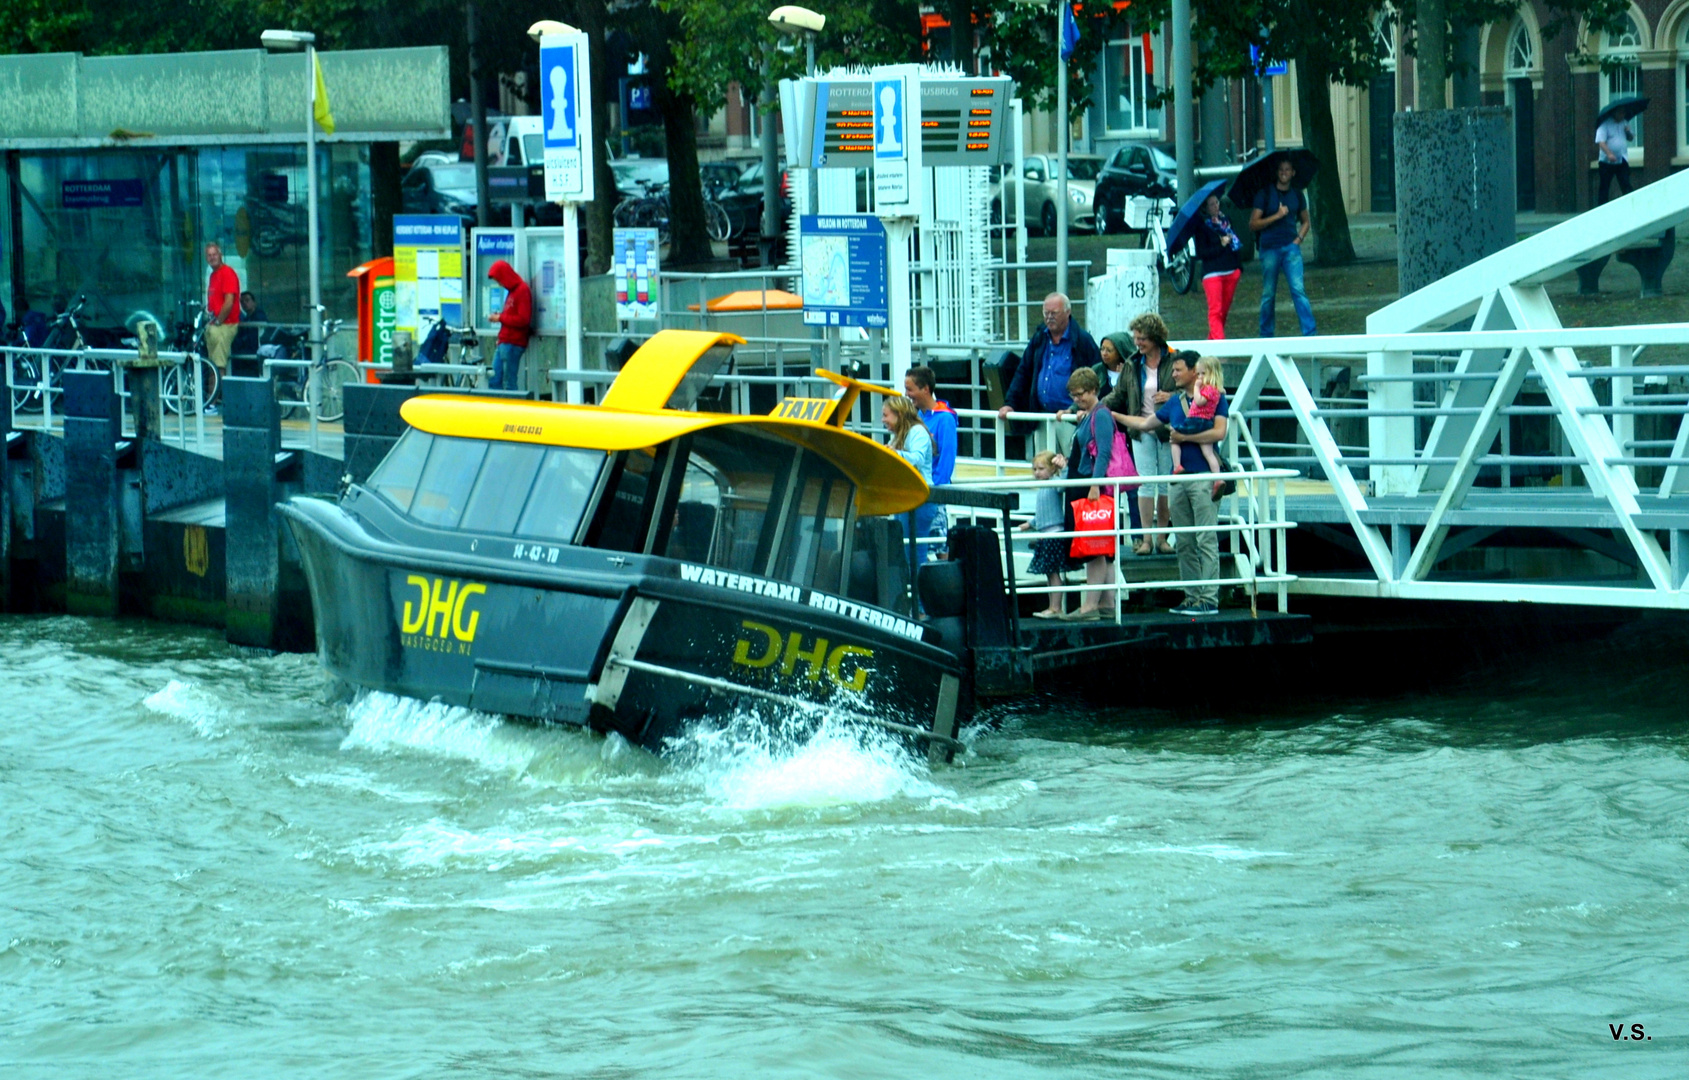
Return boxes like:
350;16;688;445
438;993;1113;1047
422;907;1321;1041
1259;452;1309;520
1059;3;1080;61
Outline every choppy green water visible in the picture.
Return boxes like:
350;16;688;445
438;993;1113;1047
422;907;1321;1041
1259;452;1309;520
2;614;1686;1078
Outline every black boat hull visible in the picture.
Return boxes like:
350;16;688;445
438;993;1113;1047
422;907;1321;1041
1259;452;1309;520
279;498;965;757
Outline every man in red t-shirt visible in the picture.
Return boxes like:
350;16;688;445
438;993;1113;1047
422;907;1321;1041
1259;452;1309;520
204;242;241;376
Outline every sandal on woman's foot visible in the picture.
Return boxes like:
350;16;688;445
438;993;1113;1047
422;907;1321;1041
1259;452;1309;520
1062;608;1104;622
1032;609;1063;619
1156;539;1175;555
1132;539;1152;556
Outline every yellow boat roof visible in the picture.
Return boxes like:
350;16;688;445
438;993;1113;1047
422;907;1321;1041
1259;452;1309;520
399;330;928;516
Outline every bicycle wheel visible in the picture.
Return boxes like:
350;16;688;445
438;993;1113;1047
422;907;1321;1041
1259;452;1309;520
161;357;219;415
1167;246;1196;295
704;199;731;242
313;359;360;423
10;353;45;414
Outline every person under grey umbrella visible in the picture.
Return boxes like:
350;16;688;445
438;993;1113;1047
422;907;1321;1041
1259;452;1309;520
1596;95;1647;204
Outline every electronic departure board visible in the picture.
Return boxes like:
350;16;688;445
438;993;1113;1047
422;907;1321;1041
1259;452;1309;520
916;78;1011;166
790;75;1013;169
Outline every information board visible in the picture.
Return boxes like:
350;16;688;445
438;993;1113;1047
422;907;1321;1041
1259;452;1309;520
915;78;1012;165
525;228;572;336
794;75;1012;169
393;215;464;336
613;227;660;320
472;231;518;330
799;215;888;328
540;32;594;202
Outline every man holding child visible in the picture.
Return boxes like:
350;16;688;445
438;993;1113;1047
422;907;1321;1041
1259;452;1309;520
1118;351;1228;616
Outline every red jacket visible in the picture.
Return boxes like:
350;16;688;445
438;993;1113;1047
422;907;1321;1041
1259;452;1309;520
489;260;532;347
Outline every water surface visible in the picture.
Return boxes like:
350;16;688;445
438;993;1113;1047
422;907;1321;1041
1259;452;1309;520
2;615;1684;1077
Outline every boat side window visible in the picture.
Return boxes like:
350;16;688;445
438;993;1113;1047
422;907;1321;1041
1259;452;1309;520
589;446;661;553
367;430;435;513
515;446;604;541
409;436;489;528
658;429;784;573
666;459;724;563
461;442;546;534
772;453;853;592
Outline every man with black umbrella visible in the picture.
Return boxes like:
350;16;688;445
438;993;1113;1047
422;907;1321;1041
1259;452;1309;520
1249;157;1315;338
1596;103;1637;204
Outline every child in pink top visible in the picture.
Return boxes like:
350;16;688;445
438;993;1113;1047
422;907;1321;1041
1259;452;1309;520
1171;356;1225;477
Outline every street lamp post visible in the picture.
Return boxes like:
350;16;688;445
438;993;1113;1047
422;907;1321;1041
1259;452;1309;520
768;7;826;228
261;29;323;425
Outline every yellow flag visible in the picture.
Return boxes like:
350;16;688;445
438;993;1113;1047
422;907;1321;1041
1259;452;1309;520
313;54;336;135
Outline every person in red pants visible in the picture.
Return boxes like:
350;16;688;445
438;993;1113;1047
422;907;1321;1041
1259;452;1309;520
1193;193;1243;339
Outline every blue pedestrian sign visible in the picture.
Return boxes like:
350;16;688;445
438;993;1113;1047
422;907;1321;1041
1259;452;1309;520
541;43;579;150
538;31;594;202
800;215;889;328
872;78;905;162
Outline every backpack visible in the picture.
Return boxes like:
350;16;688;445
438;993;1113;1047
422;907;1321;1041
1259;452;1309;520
417;321;451;365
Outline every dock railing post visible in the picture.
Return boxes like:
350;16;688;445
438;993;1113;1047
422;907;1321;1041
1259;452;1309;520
0;373;11;609
63;370;122;616
222;375;284;649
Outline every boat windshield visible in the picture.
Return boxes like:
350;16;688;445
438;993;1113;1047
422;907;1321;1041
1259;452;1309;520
365;430;603;542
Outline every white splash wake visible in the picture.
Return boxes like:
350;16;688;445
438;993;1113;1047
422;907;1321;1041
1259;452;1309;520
142;679;227;739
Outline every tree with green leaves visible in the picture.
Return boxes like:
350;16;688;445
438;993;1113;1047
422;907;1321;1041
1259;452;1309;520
1165;0;1630;264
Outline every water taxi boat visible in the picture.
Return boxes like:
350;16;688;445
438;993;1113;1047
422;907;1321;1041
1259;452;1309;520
278;330;966;757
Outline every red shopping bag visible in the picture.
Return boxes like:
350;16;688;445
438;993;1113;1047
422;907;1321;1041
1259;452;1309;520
1069;495;1117;559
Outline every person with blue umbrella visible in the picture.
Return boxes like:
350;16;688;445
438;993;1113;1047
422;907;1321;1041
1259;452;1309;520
1163;178;1242;338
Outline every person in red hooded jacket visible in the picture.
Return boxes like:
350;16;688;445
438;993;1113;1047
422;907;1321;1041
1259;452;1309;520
487;260;532;391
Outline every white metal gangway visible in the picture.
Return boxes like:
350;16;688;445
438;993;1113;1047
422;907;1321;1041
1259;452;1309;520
1194;168;1689;610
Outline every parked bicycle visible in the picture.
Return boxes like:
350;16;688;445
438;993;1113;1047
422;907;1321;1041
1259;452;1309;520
268;317;360;424
416;321;485;389
160;302;221;415
1125;192;1197;296
4;317;45;414
9;295;107;414
613;184;732;244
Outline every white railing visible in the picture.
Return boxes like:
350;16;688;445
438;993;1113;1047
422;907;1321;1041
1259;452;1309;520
4;344;208;450
1194;322;1689;607
943;466;1300;618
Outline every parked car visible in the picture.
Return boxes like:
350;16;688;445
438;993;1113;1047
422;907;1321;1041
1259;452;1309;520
401;163;483;227
700;161;744;199
1093;142;1178;235
719;159;791;237
611;157;670;200
988;154;1104;235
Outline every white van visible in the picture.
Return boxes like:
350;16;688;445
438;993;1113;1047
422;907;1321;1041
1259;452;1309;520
499;117;544;167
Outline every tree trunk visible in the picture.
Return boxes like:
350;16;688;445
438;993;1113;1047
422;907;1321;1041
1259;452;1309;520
660;88;713;265
576;0;616;275
1295;51;1356;265
1416;0;1446;111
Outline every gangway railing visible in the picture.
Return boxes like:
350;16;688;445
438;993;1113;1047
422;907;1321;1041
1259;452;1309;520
1198;322;1689;608
938;467;1299;619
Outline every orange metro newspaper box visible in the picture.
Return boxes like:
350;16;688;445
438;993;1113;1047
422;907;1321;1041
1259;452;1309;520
347;257;396;383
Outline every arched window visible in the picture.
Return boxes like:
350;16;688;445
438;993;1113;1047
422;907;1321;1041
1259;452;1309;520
1374;12;1398;72
1678;19;1689;155
1600;14;1645;150
1507;22;1536;75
